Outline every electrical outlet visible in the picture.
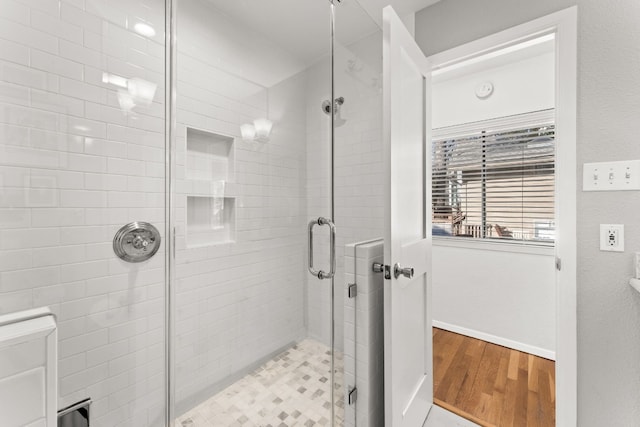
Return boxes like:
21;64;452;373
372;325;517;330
600;224;624;252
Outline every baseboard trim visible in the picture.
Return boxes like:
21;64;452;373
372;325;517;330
432;320;556;361
434;398;496;427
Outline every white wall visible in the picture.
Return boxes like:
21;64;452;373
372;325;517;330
174;0;306;90
432;49;555;128
433;243;556;358
305;32;384;350
430;42;556;357
0;0;166;425
416;1;640;424
173;0;308;412
303;55;332;346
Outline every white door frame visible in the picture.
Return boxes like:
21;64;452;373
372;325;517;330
425;7;578;426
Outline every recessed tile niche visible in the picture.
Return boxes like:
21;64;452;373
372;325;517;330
187;196;235;247
185;127;236;247
186;127;234;181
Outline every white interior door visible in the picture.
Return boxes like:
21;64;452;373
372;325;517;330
383;6;433;427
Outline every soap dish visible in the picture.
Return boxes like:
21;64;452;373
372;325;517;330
629;278;640;293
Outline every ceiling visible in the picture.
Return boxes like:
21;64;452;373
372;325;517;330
205;0;440;65
357;0;441;26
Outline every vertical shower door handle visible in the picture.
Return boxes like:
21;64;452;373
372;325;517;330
308;217;336;280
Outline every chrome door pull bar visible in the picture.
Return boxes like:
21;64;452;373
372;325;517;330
308;217;336;280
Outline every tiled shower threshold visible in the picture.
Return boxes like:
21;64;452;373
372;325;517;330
177;339;344;426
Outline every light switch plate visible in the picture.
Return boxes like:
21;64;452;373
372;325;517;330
583;160;640;191
600;224;624;252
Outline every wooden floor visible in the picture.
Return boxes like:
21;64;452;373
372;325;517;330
433;328;555;427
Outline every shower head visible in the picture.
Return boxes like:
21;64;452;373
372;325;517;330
322;96;344;115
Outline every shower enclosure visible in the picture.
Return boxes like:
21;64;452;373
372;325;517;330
0;0;383;425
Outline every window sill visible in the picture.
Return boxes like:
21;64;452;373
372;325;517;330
432;236;555;256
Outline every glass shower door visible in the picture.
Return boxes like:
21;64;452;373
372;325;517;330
0;0;168;425
171;0;334;425
331;4;384;426
0;0;385;425
170;1;383;426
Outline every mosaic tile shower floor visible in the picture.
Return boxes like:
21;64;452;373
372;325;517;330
177;339;344;427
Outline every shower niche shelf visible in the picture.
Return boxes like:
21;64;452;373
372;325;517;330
181;180;238;198
186;196;235;248
186;127;234;182
184;127;237;248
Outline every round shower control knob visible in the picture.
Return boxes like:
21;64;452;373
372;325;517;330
132;234;151;250
113;222;161;263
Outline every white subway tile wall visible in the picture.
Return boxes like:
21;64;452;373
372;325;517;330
173;1;384;419
0;1;166;426
344;240;385;427
305;37;384;352
0;0;384;425
171;1;385;420
173;0;309;413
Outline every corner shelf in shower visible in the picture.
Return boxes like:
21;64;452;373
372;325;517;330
185;126;237;248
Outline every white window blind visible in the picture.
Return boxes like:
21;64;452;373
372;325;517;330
432;109;555;246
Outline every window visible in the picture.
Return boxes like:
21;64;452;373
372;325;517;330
432;110;555;246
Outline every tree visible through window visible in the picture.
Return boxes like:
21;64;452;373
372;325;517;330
432;110;555;246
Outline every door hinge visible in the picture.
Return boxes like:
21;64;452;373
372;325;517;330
348;283;357;298
348;386;357;405
556;257;562;271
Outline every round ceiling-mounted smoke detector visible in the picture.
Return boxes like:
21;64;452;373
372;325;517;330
475;82;494;99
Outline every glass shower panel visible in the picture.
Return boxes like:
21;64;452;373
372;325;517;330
333;3;383;426
172;0;333;425
0;0;167;426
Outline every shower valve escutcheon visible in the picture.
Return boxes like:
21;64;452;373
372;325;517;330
113;222;161;263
